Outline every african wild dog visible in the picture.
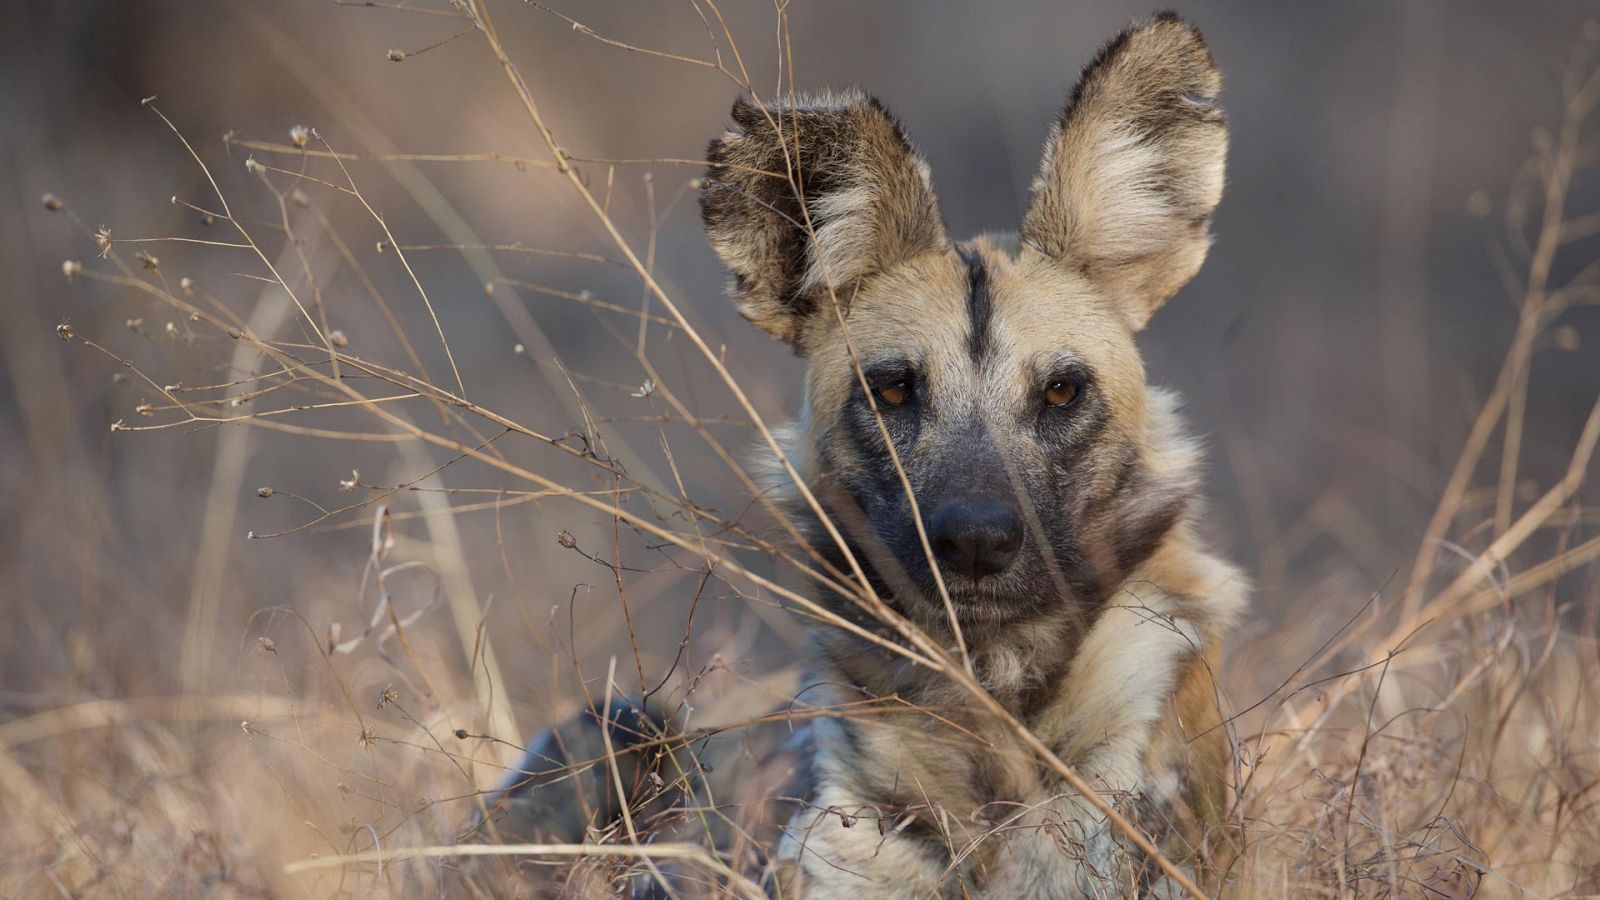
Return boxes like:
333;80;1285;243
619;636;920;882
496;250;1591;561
483;12;1247;898
696;12;1248;897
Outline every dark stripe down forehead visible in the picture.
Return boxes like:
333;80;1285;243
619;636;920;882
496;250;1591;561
959;247;992;361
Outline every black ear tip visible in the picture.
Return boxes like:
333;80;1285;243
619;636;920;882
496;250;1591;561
730;95;764;128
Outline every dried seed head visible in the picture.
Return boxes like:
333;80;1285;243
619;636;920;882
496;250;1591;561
42;193;63;212
200;214;215;227
377;685;399;709
134;402;153;417
126;318;143;330
110;419;127;432
62;260;83;280
258;636;277;653
453;728;468;739
244;156;264;175
257;487;274;498
95;226;113;258
1554;325;1580;352
164;321;178;338
180;277;196;295
329;329;348;348
339;470;361;492
513;343;525;355
387;48;407;62
136;251;159;270
289;124;311;148
56;321;75;341
1465;190;1491;218
556;530;576;549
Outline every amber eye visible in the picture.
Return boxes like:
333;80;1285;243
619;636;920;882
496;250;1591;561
1044;378;1081;407
871;374;913;407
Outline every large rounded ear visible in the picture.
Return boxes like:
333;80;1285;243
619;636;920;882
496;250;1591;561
699;90;947;347
1021;13;1227;331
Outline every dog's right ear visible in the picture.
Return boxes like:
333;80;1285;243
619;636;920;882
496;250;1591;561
700;90;947;348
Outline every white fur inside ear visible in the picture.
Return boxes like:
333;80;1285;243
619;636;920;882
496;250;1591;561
1066;126;1178;263
800;183;877;294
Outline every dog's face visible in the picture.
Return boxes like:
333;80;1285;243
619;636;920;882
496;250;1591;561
701;15;1226;629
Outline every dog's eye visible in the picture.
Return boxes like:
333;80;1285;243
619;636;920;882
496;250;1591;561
1044;378;1081;407
871;373;914;407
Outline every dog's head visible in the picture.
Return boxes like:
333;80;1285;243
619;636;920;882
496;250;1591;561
700;15;1226;629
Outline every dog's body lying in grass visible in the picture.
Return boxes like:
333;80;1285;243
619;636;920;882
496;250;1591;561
488;13;1247;897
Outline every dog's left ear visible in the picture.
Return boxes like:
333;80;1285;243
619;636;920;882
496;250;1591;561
1021;13;1227;331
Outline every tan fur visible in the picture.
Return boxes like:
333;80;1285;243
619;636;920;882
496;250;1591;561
700;13;1242;898
1021;13;1227;331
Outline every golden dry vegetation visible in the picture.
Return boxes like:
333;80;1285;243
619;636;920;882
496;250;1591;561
1;3;1598;897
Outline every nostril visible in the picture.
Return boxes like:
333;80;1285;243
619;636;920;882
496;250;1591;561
931;527;975;576
971;523;1022;578
996;522;1024;557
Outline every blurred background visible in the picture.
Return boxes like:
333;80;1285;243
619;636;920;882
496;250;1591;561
2;0;1598;895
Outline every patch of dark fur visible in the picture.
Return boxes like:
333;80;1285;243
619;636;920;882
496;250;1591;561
958;246;993;360
475;696;671;844
703;105;840;333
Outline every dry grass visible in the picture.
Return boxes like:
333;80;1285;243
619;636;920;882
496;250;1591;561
3;3;1599;898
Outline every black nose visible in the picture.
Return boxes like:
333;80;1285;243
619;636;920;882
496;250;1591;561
930;501;1024;580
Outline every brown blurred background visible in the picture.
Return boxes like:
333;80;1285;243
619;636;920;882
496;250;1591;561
2;0;1598;892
